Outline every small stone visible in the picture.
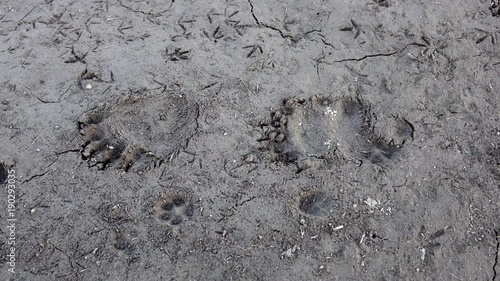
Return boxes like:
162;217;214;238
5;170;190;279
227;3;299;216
85;84;93;90
268;132;277;141
280;116;287;125
244;153;258;163
282;245;298;258
275;133;285;143
364;198;379;207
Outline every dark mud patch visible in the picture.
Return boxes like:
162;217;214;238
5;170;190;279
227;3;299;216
296;190;337;217
0;163;7;184
485;140;500;179
78;93;199;172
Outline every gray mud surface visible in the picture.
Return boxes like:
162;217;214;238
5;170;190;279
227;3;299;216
0;0;499;280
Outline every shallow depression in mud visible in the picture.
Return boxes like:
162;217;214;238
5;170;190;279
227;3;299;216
257;93;413;169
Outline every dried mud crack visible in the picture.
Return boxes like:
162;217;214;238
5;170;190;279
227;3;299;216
331;44;411;63
247;0;296;41
0;163;7;184
494;229;500;281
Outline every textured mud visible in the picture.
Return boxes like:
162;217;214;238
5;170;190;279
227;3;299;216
0;0;499;280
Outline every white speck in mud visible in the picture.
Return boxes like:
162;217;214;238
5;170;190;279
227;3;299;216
282;245;299;258
364;198;379;207
332;225;344;231
323;139;333;149
324;106;337;121
85;84;92;90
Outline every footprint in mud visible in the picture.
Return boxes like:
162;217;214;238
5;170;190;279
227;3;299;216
257;88;413;169
113;229;135;255
154;193;195;227
78;93;198;172
296;190;337;217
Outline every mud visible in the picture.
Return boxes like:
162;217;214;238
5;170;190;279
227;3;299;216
0;0;499;280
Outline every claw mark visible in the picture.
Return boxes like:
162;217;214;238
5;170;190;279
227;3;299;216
212;25;223;39
243;45;263;58
340;19;361;39
227;10;239;19
166;47;190;61
201;81;218;90
206;9;222;24
177;16;195;36
117;22;133;34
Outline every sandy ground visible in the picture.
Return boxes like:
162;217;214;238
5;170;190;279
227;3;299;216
0;0;499;280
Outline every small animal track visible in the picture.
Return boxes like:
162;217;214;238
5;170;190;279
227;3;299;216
165;47;190;61
113;230;135;255
296;190;336;217
257;90;413;169
154;193;194;227
78;93;198;172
